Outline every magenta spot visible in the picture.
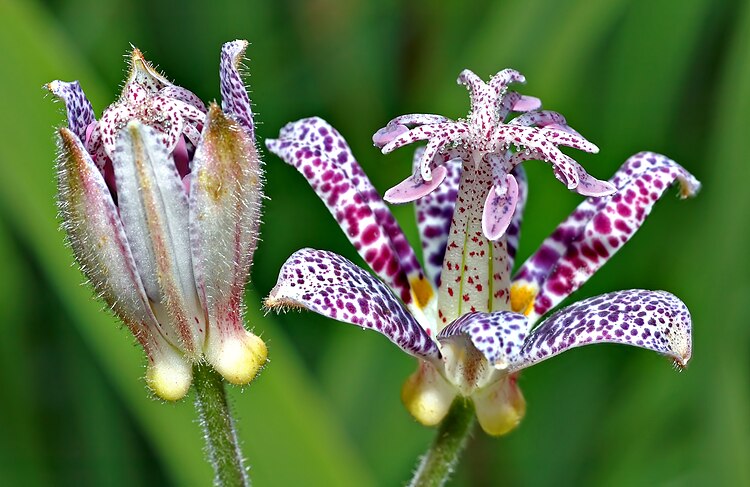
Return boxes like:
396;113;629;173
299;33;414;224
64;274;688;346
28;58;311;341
549;278;570;295
386;256;400;275
592;240;609;257
371;252;387;273
533;245;559;268
593;213;612;234
581;245;597;260
361;225;380;245
614;220;631;233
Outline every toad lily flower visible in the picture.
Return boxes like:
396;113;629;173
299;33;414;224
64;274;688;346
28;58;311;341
265;69;699;435
47;41;266;401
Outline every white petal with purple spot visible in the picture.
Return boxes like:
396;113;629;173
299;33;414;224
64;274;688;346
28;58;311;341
512;289;692;372
267;249;440;360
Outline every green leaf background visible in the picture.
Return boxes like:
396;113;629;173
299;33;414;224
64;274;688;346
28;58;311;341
0;0;747;485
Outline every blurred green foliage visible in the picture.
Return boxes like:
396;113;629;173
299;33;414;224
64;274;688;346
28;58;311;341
0;0;747;485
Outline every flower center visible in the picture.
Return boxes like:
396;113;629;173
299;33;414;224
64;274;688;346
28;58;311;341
440;334;499;395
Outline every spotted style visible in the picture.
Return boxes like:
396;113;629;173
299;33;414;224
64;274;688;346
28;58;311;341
373;68;614;242
220;40;255;138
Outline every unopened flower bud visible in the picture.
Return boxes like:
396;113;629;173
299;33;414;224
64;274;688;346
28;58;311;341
48;40;266;400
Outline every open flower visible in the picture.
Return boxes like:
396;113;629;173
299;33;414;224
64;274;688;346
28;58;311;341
47;40;266;401
265;68;699;435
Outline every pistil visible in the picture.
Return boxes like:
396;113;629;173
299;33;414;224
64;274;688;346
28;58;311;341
437;155;512;328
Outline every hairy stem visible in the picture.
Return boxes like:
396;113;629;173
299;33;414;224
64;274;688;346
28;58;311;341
408;399;476;487
193;364;249;487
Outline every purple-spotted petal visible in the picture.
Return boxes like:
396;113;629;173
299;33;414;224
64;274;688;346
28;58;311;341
482;173;519;241
99;104;137;159
266;248;440;359
505;166;527;267
438;311;529;369
57;128;192;400
46;80;95;141
269;118;431;306
511;289;692;372
220;40;255;138
113;121;206;356
514;152;700;322
189;105;266;384
266;120;428;306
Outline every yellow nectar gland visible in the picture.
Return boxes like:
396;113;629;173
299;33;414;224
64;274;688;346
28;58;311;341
409;275;435;310
510;283;536;316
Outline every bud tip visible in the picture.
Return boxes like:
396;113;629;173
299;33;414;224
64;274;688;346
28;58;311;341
146;356;193;401
208;330;268;385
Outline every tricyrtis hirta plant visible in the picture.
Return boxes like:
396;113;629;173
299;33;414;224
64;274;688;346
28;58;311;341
266;68;699;436
47;41;266;401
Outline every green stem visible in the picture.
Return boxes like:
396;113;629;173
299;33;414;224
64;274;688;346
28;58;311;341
193;364;249;487
408;399;476;487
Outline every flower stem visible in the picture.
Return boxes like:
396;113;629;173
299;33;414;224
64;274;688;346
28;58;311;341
193;364;249;487
408;398;476;487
